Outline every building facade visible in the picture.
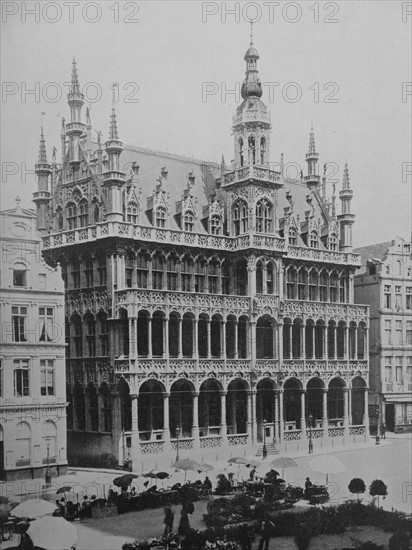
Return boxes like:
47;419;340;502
354;237;412;433
36;42;370;470
0;200;67;481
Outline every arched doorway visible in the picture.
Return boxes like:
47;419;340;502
138;380;165;440
170;380;194;438
328;377;345;425
306;378;325;426
351;376;366;425
199;379;222;436
283;378;302;430
226;379;248;434
256;378;276;441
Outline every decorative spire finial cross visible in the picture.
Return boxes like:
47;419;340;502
250;20;254;45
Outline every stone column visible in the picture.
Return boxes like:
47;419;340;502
147;316;152;358
251;389;257;444
247;390;253;441
207;320;211;359
129;317;137;357
323;325;328;359
289;324;293;359
221;320;226;358
343;388;350;433
193;317;198;359
234;320;238;359
220;392;228;443
363;387;370;432
300;391;307;439
163;392;171;452
192;391;200;449
247;257;257;297
333;325;337;360
177;317;182;359
354;327;358;360
322;388;328;437
348;387;352;425
164;317;169;359
302;322;306;360
130;394;140;469
279;389;284;443
250;320;257;364
217;263;223;294
274;391;280;442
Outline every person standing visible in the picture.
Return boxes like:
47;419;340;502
163;506;174;536
258;516;274;550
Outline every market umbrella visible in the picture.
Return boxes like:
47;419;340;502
56;485;72;501
269;456;298;479
197;463;214;473
113;473;139;489
143;469;171;488
308;454;346;484
11;499;56;519
27;516;78;550
173;458;202;482
228;457;250;465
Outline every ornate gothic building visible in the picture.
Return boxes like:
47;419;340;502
35;41;370;469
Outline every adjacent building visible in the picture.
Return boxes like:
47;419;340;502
0;200;67;481
35;40;370;470
354;237;412;433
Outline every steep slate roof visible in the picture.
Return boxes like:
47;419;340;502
353;242;392;273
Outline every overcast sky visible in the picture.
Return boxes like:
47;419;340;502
1;0;411;246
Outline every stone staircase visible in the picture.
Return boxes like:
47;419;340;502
256;443;279;457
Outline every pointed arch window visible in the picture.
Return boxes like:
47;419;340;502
260;137;266;165
239;138;244;167
127;202;138;224
67;203;77;230
310;230;318;249
248;135;256;164
184;210;194;232
93;203;99;223
155;207;166;228
256;198;273;233
233;199;248;236
210;215;221;235
79;199;88;228
288;227;297;246
329;233;338;251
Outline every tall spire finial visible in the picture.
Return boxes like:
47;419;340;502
38;126;48;164
71;57;80;93
343;161;350;190
250;20;254;45
308;123;316;155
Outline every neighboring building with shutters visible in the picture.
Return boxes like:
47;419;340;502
0;200;67;480
354;237;412;433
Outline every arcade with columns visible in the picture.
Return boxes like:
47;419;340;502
37;38;370;468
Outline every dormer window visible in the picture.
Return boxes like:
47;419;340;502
127;202;138;224
233;199;248;236
155;207;166;228
184;211;194;232
13;267;26;287
256;199;272;233
310;231;318;249
210;215;221;235
329;233;338;251
288;227;297;246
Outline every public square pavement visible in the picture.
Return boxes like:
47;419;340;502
1;434;411;550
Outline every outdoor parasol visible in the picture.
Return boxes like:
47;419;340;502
197;463;214;473
227;457;250;465
308;454;346;484
11;499;56;519
113;473;139;489
173;458;202;482
27;516;78;550
143;469;171;488
269;456;298;479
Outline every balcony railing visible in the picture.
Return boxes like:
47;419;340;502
219;164;282;187
283;300;369;321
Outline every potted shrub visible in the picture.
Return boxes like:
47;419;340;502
369;480;388;508
348;478;366;502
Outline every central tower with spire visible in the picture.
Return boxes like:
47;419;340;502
233;31;271;168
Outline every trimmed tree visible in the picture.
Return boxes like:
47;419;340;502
369;479;388;508
348;478;366;501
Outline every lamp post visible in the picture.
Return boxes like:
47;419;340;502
262;419;267;459
45;436;52;487
308;414;313;454
175;426;181;462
